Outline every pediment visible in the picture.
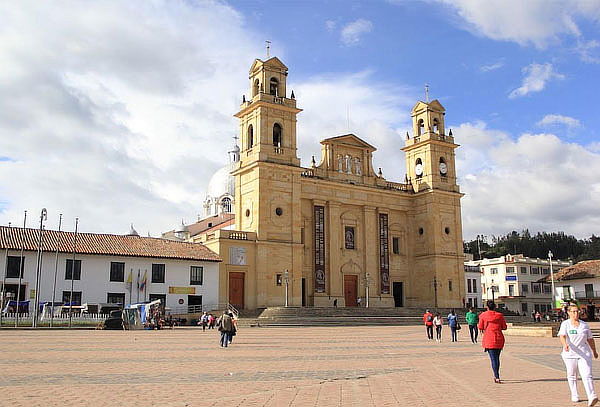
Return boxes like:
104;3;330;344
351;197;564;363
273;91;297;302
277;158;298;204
320;134;377;152
412;99;445;113
249;57;288;74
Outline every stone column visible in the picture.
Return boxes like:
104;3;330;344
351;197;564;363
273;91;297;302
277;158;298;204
363;206;377;301
328;201;342;302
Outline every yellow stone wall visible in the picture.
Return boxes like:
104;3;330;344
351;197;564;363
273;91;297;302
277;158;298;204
201;57;465;309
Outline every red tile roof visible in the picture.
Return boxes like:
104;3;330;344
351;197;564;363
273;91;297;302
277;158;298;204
0;226;221;262
539;260;600;282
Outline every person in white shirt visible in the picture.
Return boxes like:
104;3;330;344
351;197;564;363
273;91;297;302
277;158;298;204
559;304;599;406
433;313;443;342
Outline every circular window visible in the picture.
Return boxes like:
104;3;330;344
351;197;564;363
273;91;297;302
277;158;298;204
445;227;450;234
418;227;424;235
245;209;250;217
275;207;283;216
178;299;184;305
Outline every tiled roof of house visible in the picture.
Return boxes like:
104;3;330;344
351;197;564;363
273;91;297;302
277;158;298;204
162;213;235;240
0;226;221;262
539;260;600;282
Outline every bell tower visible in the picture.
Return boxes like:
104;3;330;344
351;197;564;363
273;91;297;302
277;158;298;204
235;57;302;168
402;99;459;193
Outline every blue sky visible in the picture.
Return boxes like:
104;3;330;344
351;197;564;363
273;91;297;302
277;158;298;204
236;0;599;144
0;0;599;242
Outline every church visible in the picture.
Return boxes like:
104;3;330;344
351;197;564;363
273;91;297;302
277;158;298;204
167;56;465;310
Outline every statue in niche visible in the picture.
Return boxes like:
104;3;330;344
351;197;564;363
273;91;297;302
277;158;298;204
345;155;352;174
354;157;362;175
337;155;344;172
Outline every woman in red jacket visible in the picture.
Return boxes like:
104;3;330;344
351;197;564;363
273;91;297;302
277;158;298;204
478;300;508;383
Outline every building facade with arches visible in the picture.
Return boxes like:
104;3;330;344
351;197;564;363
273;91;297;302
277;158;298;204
193;56;465;310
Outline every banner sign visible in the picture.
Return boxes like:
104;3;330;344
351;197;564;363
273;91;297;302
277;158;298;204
168;287;195;294
314;205;326;293
379;213;390;294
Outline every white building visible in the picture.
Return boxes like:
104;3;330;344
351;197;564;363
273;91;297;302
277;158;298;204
466;254;571;314
0;226;221;313
464;263;482;308
539;260;600;304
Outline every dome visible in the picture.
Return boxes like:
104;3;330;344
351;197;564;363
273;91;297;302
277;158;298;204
207;164;235;199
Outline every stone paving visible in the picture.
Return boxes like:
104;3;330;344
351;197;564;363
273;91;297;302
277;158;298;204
0;325;597;406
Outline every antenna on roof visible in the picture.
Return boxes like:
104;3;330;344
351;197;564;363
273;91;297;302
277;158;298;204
265;40;271;58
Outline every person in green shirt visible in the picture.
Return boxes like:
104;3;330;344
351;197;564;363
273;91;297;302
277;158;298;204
466;307;479;343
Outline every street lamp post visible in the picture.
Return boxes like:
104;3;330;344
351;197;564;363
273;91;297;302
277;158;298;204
548;251;556;308
283;269;289;307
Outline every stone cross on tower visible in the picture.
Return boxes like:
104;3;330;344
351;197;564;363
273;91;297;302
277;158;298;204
265;40;271;58
425;84;430;103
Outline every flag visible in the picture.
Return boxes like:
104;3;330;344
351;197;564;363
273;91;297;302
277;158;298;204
140;270;147;292
126;269;133;292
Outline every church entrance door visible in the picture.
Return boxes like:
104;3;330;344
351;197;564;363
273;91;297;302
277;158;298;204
344;275;358;307
229;272;245;310
393;282;404;307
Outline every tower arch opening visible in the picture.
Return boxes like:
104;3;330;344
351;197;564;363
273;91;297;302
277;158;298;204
273;123;282;147
269;77;279;96
247;124;254;149
433;118;440;134
253;79;260;97
418;119;425;136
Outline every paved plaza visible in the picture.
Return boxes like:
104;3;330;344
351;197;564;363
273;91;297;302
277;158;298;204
0;325;595;406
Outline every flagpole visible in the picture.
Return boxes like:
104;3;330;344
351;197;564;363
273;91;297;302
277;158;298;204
128;268;133;305
33;208;47;328
50;214;62;327
15;210;27;327
1;222;11;328
68;218;79;329
137;269;140;303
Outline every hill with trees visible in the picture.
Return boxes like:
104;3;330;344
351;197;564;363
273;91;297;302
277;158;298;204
464;231;600;262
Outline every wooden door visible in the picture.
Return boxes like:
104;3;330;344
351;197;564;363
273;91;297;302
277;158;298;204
229;272;245;309
344;275;358;307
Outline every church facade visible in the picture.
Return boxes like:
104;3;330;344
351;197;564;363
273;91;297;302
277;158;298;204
195;56;465;309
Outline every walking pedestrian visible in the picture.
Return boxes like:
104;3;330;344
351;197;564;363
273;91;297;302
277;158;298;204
466;307;479;343
559;304;599;406
478;300;507;383
218;310;234;348
423;309;434;341
200;312;208;331
433;312;443;342
447;309;459;342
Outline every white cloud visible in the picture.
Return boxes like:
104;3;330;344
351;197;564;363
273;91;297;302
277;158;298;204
434;0;600;49
293;71;414;179
340;19;373;46
537;114;581;128
509;63;564;98
325;20;336;32
576;39;600;64
0;0;262;235
454;122;600;240
480;60;504;72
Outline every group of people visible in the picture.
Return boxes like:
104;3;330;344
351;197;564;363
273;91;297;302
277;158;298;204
422;308;466;343
198;312;218;331
423;300;600;406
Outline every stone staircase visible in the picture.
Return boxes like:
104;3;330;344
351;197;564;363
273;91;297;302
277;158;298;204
238;306;528;328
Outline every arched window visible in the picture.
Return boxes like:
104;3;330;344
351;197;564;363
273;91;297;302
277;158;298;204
273;123;282;147
253;79;260;97
269;77;279;96
247;124;254;149
433;118;439;134
418;119;425;136
221;197;232;213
